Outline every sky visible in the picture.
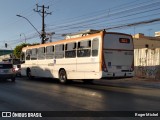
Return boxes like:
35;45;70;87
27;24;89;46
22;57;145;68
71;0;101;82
0;0;160;49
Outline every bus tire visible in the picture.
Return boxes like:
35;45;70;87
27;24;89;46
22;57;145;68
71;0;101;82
59;69;67;84
26;68;33;80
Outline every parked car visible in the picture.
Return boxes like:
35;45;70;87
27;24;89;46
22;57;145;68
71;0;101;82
0;62;16;82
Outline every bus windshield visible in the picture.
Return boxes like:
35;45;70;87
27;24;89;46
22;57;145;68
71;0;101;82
3;58;21;65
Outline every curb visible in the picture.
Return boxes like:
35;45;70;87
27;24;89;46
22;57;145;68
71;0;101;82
94;77;160;89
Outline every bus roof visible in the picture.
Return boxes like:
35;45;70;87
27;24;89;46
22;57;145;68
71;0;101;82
65;29;101;39
22;30;104;51
22;30;132;51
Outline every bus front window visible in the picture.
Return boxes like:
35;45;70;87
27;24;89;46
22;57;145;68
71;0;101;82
20;52;25;63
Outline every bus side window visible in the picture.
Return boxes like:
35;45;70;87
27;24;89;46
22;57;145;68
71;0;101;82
65;42;76;58
92;38;99;56
55;44;64;59
30;48;37;60
77;40;91;57
46;46;54;59
38;47;45;60
26;49;31;60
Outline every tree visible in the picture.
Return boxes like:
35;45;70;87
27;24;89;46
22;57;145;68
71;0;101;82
13;43;40;58
13;43;30;58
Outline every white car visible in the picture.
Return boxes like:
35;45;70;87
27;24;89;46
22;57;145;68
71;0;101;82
0;62;16;82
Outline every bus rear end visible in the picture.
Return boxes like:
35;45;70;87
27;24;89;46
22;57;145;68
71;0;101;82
102;32;134;78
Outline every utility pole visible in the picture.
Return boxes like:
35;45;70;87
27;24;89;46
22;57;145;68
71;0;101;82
34;4;51;44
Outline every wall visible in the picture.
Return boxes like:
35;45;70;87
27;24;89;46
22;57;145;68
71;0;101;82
134;48;160;79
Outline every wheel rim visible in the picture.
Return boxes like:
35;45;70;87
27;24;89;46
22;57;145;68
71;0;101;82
59;70;67;83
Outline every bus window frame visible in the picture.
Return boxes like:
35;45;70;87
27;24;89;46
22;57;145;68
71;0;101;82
26;49;31;60
65;42;76;58
92;38;99;56
46;45;55;59
77;40;91;57
38;47;46;60
30;48;37;60
55;44;64;59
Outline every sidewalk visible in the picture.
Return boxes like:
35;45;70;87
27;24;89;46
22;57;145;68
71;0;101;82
94;77;160;89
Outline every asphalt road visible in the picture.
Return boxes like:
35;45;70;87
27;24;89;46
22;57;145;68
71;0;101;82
0;77;160;120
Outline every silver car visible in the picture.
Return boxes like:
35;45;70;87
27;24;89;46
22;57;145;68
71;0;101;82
0;62;16;82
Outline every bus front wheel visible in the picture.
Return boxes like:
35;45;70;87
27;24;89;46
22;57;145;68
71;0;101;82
59;69;67;84
26;69;33;80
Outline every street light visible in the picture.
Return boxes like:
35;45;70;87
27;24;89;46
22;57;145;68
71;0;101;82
20;33;26;43
16;14;41;37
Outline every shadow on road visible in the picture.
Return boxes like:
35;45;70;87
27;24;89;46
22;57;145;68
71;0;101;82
0;79;16;83
16;76;126;90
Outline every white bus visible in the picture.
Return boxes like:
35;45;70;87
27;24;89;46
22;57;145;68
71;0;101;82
20;30;134;83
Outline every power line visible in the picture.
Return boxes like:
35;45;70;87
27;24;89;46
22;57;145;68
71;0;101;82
105;18;160;30
46;0;160;33
9;17;160;47
47;0;159;28
3;0;160;48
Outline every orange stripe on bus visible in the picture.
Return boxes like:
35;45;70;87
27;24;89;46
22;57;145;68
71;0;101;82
22;32;103;51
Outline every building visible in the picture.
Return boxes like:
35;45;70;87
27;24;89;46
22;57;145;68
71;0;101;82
0;50;13;61
133;33;160;79
133;33;160;49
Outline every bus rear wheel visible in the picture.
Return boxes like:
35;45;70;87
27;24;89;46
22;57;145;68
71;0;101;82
59;69;67;84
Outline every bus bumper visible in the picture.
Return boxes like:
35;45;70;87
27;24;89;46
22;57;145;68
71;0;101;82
102;72;134;78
